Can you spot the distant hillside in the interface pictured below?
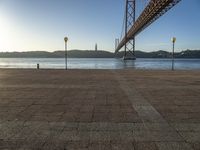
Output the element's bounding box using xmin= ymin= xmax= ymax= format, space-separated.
xmin=116 ymin=50 xmax=200 ymax=58
xmin=0 ymin=50 xmax=114 ymax=58
xmin=0 ymin=50 xmax=200 ymax=58
xmin=67 ymin=50 xmax=113 ymax=58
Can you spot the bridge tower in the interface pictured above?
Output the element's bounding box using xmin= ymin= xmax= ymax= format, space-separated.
xmin=124 ymin=0 xmax=136 ymax=60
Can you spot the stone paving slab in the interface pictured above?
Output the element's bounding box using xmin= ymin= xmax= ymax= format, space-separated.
xmin=0 ymin=69 xmax=200 ymax=149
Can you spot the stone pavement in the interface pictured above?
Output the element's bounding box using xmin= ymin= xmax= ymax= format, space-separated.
xmin=0 ymin=69 xmax=200 ymax=150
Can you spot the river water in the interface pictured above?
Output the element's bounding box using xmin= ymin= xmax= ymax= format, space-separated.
xmin=0 ymin=58 xmax=199 ymax=70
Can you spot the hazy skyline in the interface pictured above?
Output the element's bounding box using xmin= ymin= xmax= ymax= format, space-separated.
xmin=0 ymin=0 xmax=200 ymax=52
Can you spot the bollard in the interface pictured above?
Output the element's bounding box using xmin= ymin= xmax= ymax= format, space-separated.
xmin=37 ymin=64 xmax=40 ymax=69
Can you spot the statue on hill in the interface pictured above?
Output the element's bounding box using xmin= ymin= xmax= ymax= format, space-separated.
xmin=95 ymin=43 xmax=98 ymax=51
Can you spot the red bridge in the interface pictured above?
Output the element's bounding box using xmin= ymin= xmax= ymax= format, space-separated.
xmin=115 ymin=0 xmax=182 ymax=60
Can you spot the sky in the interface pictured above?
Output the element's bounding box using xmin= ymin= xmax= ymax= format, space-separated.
xmin=0 ymin=0 xmax=200 ymax=52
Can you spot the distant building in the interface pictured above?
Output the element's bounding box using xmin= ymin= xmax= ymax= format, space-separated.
xmin=95 ymin=43 xmax=98 ymax=51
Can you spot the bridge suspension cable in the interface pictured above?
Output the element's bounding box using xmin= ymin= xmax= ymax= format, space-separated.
xmin=120 ymin=8 xmax=126 ymax=42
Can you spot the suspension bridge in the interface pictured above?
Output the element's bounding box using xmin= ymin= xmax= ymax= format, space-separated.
xmin=115 ymin=0 xmax=182 ymax=60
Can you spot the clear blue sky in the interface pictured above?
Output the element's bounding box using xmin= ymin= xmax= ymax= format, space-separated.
xmin=0 ymin=0 xmax=199 ymax=52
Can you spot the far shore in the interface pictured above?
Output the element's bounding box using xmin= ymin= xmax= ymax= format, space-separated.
xmin=0 ymin=49 xmax=200 ymax=58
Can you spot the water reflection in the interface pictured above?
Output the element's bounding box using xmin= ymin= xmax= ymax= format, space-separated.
xmin=123 ymin=59 xmax=136 ymax=69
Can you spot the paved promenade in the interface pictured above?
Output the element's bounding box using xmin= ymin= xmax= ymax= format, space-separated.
xmin=0 ymin=69 xmax=200 ymax=150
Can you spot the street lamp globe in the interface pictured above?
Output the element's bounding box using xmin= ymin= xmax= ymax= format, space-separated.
xmin=171 ymin=37 xmax=176 ymax=43
xmin=64 ymin=37 xmax=68 ymax=42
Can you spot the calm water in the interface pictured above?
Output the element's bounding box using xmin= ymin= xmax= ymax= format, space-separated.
xmin=0 ymin=58 xmax=200 ymax=70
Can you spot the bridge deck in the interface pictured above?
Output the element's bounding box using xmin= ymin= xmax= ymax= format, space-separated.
xmin=0 ymin=69 xmax=199 ymax=149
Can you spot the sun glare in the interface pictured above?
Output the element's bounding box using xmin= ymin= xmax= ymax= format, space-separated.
xmin=0 ymin=13 xmax=13 ymax=51
xmin=0 ymin=13 xmax=24 ymax=52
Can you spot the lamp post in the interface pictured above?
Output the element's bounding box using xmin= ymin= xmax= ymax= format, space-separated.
xmin=64 ymin=37 xmax=68 ymax=70
xmin=171 ymin=37 xmax=176 ymax=71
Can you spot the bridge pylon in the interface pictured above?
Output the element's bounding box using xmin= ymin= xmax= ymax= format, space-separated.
xmin=124 ymin=0 xmax=136 ymax=60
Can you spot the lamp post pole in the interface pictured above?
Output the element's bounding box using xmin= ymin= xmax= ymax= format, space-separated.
xmin=64 ymin=37 xmax=68 ymax=70
xmin=171 ymin=37 xmax=176 ymax=71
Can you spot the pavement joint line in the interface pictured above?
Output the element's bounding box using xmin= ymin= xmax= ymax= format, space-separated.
xmin=0 ymin=84 xmax=93 ymax=89
xmin=0 ymin=121 xmax=179 ymax=132
xmin=1 ymin=121 xmax=194 ymax=143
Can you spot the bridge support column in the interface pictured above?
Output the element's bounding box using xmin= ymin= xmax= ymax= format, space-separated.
xmin=124 ymin=0 xmax=136 ymax=60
